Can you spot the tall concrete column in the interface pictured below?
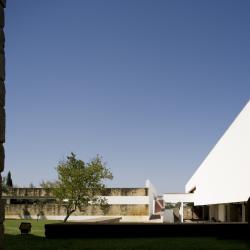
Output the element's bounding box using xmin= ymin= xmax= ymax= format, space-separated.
xmin=209 ymin=205 xmax=218 ymax=221
xmin=0 ymin=1 xmax=5 ymax=250
xmin=218 ymin=204 xmax=226 ymax=222
xmin=242 ymin=203 xmax=246 ymax=223
xmin=226 ymin=205 xmax=231 ymax=222
xmin=209 ymin=205 xmax=215 ymax=221
xmin=247 ymin=197 xmax=250 ymax=224
xmin=179 ymin=202 xmax=184 ymax=223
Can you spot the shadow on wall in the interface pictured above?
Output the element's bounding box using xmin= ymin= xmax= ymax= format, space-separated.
xmin=37 ymin=211 xmax=46 ymax=220
xmin=20 ymin=206 xmax=47 ymax=220
xmin=22 ymin=206 xmax=31 ymax=219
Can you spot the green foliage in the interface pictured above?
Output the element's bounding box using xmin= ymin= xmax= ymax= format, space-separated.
xmin=1 ymin=176 xmax=9 ymax=194
xmin=40 ymin=180 xmax=56 ymax=189
xmin=28 ymin=183 xmax=35 ymax=188
xmin=2 ymin=171 xmax=13 ymax=194
xmin=165 ymin=203 xmax=175 ymax=209
xmin=165 ymin=202 xmax=181 ymax=209
xmin=6 ymin=171 xmax=13 ymax=187
xmin=185 ymin=202 xmax=194 ymax=207
xmin=53 ymin=153 xmax=113 ymax=221
xmin=40 ymin=180 xmax=57 ymax=196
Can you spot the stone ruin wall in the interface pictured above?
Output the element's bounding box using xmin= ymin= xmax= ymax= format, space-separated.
xmin=4 ymin=187 xmax=148 ymax=198
xmin=0 ymin=0 xmax=5 ymax=249
xmin=4 ymin=187 xmax=149 ymax=217
xmin=5 ymin=204 xmax=149 ymax=218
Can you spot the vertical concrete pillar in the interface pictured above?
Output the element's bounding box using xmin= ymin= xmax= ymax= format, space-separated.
xmin=226 ymin=205 xmax=231 ymax=222
xmin=152 ymin=198 xmax=155 ymax=215
xmin=247 ymin=197 xmax=250 ymax=224
xmin=179 ymin=202 xmax=184 ymax=223
xmin=218 ymin=204 xmax=226 ymax=222
xmin=209 ymin=205 xmax=218 ymax=221
xmin=209 ymin=205 xmax=213 ymax=221
xmin=0 ymin=1 xmax=5 ymax=250
xmin=242 ymin=203 xmax=246 ymax=223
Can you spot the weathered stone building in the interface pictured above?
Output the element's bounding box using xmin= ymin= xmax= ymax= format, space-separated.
xmin=3 ymin=186 xmax=204 ymax=223
xmin=3 ymin=187 xmax=152 ymax=222
xmin=0 ymin=0 xmax=5 ymax=249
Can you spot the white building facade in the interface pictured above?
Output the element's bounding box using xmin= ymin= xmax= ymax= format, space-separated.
xmin=185 ymin=101 xmax=250 ymax=222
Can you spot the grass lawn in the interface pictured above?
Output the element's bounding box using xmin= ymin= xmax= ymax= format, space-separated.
xmin=4 ymin=219 xmax=250 ymax=250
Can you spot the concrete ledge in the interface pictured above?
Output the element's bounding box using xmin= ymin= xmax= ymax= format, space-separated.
xmin=45 ymin=223 xmax=249 ymax=239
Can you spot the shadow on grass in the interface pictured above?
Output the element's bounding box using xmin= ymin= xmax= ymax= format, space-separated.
xmin=4 ymin=234 xmax=87 ymax=250
xmin=5 ymin=234 xmax=44 ymax=250
xmin=4 ymin=234 xmax=250 ymax=250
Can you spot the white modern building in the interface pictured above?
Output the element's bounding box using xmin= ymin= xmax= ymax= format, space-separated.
xmin=185 ymin=100 xmax=250 ymax=222
xmin=162 ymin=100 xmax=250 ymax=223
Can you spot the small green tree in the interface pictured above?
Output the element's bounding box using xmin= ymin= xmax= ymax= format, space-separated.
xmin=1 ymin=176 xmax=8 ymax=194
xmin=29 ymin=182 xmax=35 ymax=188
xmin=53 ymin=153 xmax=113 ymax=222
xmin=6 ymin=171 xmax=13 ymax=187
xmin=40 ymin=180 xmax=56 ymax=196
xmin=1 ymin=171 xmax=13 ymax=194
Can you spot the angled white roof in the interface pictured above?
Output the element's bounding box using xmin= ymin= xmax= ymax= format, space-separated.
xmin=186 ymin=101 xmax=250 ymax=205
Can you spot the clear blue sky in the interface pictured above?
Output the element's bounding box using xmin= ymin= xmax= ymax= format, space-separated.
xmin=4 ymin=0 xmax=250 ymax=193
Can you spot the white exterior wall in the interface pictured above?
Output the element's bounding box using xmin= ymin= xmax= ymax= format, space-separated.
xmin=146 ymin=179 xmax=158 ymax=215
xmin=186 ymin=101 xmax=250 ymax=205
xmin=163 ymin=193 xmax=194 ymax=203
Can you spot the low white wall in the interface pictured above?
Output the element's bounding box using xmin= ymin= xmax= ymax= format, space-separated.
xmin=104 ymin=196 xmax=149 ymax=204
xmin=163 ymin=209 xmax=174 ymax=223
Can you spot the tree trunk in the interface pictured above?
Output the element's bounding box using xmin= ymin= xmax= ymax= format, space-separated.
xmin=64 ymin=209 xmax=75 ymax=222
